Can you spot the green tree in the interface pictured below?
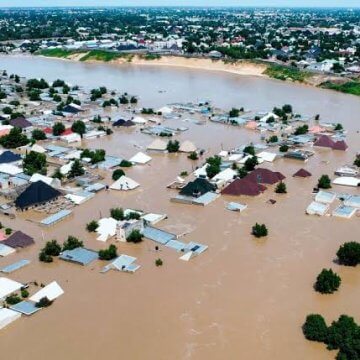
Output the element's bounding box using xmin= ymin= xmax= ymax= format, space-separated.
xmin=275 ymin=182 xmax=287 ymax=194
xmin=71 ymin=120 xmax=86 ymax=137
xmin=31 ymin=129 xmax=46 ymax=140
xmin=294 ymin=125 xmax=309 ymax=135
xmin=86 ymin=220 xmax=98 ymax=232
xmin=52 ymin=122 xmax=65 ymax=136
xmin=243 ymin=145 xmax=255 ymax=156
xmin=155 ymin=258 xmax=163 ymax=266
xmin=314 ymin=269 xmax=341 ymax=294
xmin=110 ymin=207 xmax=124 ymax=221
xmin=120 ymin=160 xmax=132 ymax=167
xmin=279 ymin=144 xmax=289 ymax=152
xmin=62 ymin=236 xmax=83 ymax=251
xmin=98 ymin=244 xmax=117 ymax=260
xmin=229 ymin=108 xmax=240 ymax=118
xmin=43 ymin=239 xmax=61 ymax=256
xmin=317 ymin=175 xmax=332 ymax=189
xmin=112 ymin=169 xmax=125 ymax=181
xmin=188 ymin=151 xmax=198 ymax=160
xmin=67 ymin=159 xmax=85 ymax=179
xmin=23 ymin=151 xmax=47 ymax=176
xmin=35 ymin=297 xmax=53 ymax=308
xmin=337 ymin=242 xmax=360 ymax=266
xmin=167 ymin=140 xmax=180 ymax=153
xmin=127 ymin=229 xmax=143 ymax=243
xmin=244 ymin=156 xmax=258 ymax=171
xmin=252 ymin=223 xmax=268 ymax=238
xmin=0 ymin=127 xmax=29 ymax=148
xmin=303 ymin=314 xmax=328 ymax=342
xmin=354 ymin=156 xmax=360 ymax=168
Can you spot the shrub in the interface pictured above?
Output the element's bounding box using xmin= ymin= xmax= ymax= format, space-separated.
xmin=52 ymin=122 xmax=65 ymax=136
xmin=39 ymin=250 xmax=53 ymax=263
xmin=243 ymin=145 xmax=255 ymax=156
xmin=155 ymin=258 xmax=163 ymax=266
xmin=21 ymin=289 xmax=29 ymax=298
xmin=6 ymin=294 xmax=21 ymax=305
xmin=317 ymin=175 xmax=331 ymax=189
xmin=43 ymin=240 xmax=61 ymax=256
xmin=119 ymin=160 xmax=132 ymax=167
xmin=86 ymin=220 xmax=98 ymax=232
xmin=279 ymin=144 xmax=289 ymax=152
xmin=5 ymin=228 xmax=12 ymax=235
xmin=354 ymin=156 xmax=360 ymax=168
xmin=98 ymin=244 xmax=117 ymax=260
xmin=252 ymin=223 xmax=268 ymax=238
xmin=62 ymin=236 xmax=83 ymax=251
xmin=35 ymin=297 xmax=53 ymax=308
xmin=112 ymin=169 xmax=125 ymax=181
xmin=294 ymin=124 xmax=308 ymax=135
xmin=167 ymin=140 xmax=180 ymax=153
xmin=314 ymin=269 xmax=341 ymax=294
xmin=275 ymin=182 xmax=287 ymax=194
xmin=303 ymin=314 xmax=328 ymax=342
xmin=31 ymin=129 xmax=46 ymax=140
xmin=267 ymin=135 xmax=279 ymax=143
xmin=188 ymin=151 xmax=198 ymax=160
xmin=244 ymin=156 xmax=258 ymax=171
xmin=110 ymin=207 xmax=124 ymax=221
xmin=67 ymin=159 xmax=84 ymax=179
xmin=238 ymin=167 xmax=248 ymax=178
xmin=337 ymin=242 xmax=360 ymax=266
xmin=127 ymin=229 xmax=143 ymax=243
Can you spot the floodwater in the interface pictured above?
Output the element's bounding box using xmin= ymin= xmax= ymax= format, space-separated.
xmin=0 ymin=55 xmax=359 ymax=360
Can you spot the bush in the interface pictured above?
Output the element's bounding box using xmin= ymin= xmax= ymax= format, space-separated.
xmin=39 ymin=250 xmax=53 ymax=263
xmin=32 ymin=129 xmax=46 ymax=140
xmin=110 ymin=207 xmax=124 ymax=221
xmin=243 ymin=145 xmax=255 ymax=156
xmin=62 ymin=236 xmax=83 ymax=251
xmin=155 ymin=258 xmax=163 ymax=266
xmin=238 ymin=167 xmax=248 ymax=178
xmin=21 ymin=289 xmax=29 ymax=298
xmin=279 ymin=144 xmax=289 ymax=152
xmin=294 ymin=125 xmax=308 ymax=135
xmin=6 ymin=294 xmax=21 ymax=305
xmin=317 ymin=175 xmax=331 ymax=189
xmin=43 ymin=240 xmax=61 ymax=256
xmin=303 ymin=314 xmax=328 ymax=342
xmin=252 ymin=223 xmax=268 ymax=238
xmin=167 ymin=140 xmax=180 ymax=153
xmin=267 ymin=135 xmax=279 ymax=143
xmin=275 ymin=182 xmax=287 ymax=194
xmin=98 ymin=244 xmax=117 ymax=260
xmin=52 ymin=122 xmax=65 ymax=136
xmin=314 ymin=269 xmax=341 ymax=294
xmin=67 ymin=159 xmax=84 ymax=179
xmin=86 ymin=220 xmax=98 ymax=232
xmin=337 ymin=242 xmax=360 ymax=266
xmin=71 ymin=120 xmax=86 ymax=137
xmin=188 ymin=151 xmax=198 ymax=160
xmin=119 ymin=160 xmax=132 ymax=167
xmin=112 ymin=169 xmax=125 ymax=181
xmin=244 ymin=156 xmax=258 ymax=171
xmin=0 ymin=127 xmax=29 ymax=149
xmin=23 ymin=151 xmax=47 ymax=176
xmin=5 ymin=228 xmax=12 ymax=235
xmin=354 ymin=156 xmax=360 ymax=168
xmin=127 ymin=229 xmax=143 ymax=243
xmin=35 ymin=297 xmax=53 ymax=308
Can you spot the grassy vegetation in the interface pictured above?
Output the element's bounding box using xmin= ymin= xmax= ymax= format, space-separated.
xmin=38 ymin=48 xmax=84 ymax=58
xmin=139 ymin=53 xmax=162 ymax=60
xmin=320 ymin=80 xmax=360 ymax=96
xmin=264 ymin=64 xmax=311 ymax=83
xmin=79 ymin=50 xmax=133 ymax=62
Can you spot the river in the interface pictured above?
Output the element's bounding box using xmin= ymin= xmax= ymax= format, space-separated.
xmin=0 ymin=55 xmax=359 ymax=360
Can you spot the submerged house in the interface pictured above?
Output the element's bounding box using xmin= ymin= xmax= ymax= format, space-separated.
xmin=222 ymin=178 xmax=267 ymax=196
xmin=3 ymin=231 xmax=34 ymax=249
xmin=179 ymin=178 xmax=216 ymax=198
xmin=245 ymin=168 xmax=285 ymax=185
xmin=293 ymin=168 xmax=312 ymax=178
xmin=15 ymin=180 xmax=62 ymax=210
xmin=313 ymin=135 xmax=335 ymax=149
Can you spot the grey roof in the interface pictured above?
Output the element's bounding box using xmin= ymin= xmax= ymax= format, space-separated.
xmin=10 ymin=301 xmax=41 ymax=316
xmin=59 ymin=247 xmax=98 ymax=266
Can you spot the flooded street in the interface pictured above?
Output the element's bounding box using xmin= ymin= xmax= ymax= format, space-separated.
xmin=0 ymin=55 xmax=359 ymax=360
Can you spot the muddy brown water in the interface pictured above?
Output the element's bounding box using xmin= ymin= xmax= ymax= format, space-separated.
xmin=0 ymin=55 xmax=359 ymax=360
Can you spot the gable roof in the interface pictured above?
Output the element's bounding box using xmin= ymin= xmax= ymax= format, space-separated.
xmin=0 ymin=151 xmax=21 ymax=164
xmin=244 ymin=168 xmax=285 ymax=185
xmin=333 ymin=140 xmax=348 ymax=151
xmin=179 ymin=178 xmax=216 ymax=197
xmin=15 ymin=180 xmax=61 ymax=209
xmin=3 ymin=231 xmax=34 ymax=248
xmin=113 ymin=119 xmax=135 ymax=127
xmin=293 ymin=168 xmax=312 ymax=177
xmin=221 ymin=178 xmax=267 ymax=196
xmin=9 ymin=117 xmax=32 ymax=129
xmin=313 ymin=135 xmax=335 ymax=149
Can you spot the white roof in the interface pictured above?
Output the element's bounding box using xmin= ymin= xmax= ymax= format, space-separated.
xmin=218 ymin=150 xmax=229 ymax=157
xmin=179 ymin=140 xmax=197 ymax=153
xmin=179 ymin=251 xmax=193 ymax=261
xmin=132 ymin=116 xmax=147 ymax=124
xmin=0 ymin=244 xmax=16 ymax=257
xmin=260 ymin=112 xmax=280 ymax=122
xmin=129 ymin=152 xmax=152 ymax=164
xmin=147 ymin=139 xmax=167 ymax=151
xmin=110 ymin=176 xmax=139 ymax=191
xmin=157 ymin=106 xmax=173 ymax=114
xmin=65 ymin=192 xmax=93 ymax=205
xmin=333 ymin=177 xmax=360 ymax=187
xmin=0 ymin=308 xmax=21 ymax=330
xmin=96 ymin=217 xmax=117 ymax=242
xmin=0 ymin=277 xmax=23 ymax=300
xmin=64 ymin=150 xmax=82 ymax=160
xmin=30 ymin=173 xmax=60 ymax=187
xmin=0 ymin=164 xmax=22 ymax=176
xmin=212 ymin=168 xmax=237 ymax=183
xmin=194 ymin=163 xmax=209 ymax=178
xmin=31 ymin=144 xmax=46 ymax=154
xmin=60 ymin=133 xmax=81 ymax=143
xmin=142 ymin=213 xmax=166 ymax=225
xmin=29 ymin=281 xmax=64 ymax=303
xmin=60 ymin=161 xmax=74 ymax=175
xmin=228 ymin=154 xmax=243 ymax=162
xmin=257 ymin=151 xmax=277 ymax=162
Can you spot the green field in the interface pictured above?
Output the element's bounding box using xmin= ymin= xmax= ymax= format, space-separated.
xmin=321 ymin=81 xmax=360 ymax=96
xmin=38 ymin=48 xmax=84 ymax=58
xmin=79 ymin=50 xmax=133 ymax=62
xmin=264 ymin=64 xmax=311 ymax=83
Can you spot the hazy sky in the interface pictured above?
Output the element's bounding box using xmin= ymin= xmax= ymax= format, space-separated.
xmin=0 ymin=0 xmax=359 ymax=8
